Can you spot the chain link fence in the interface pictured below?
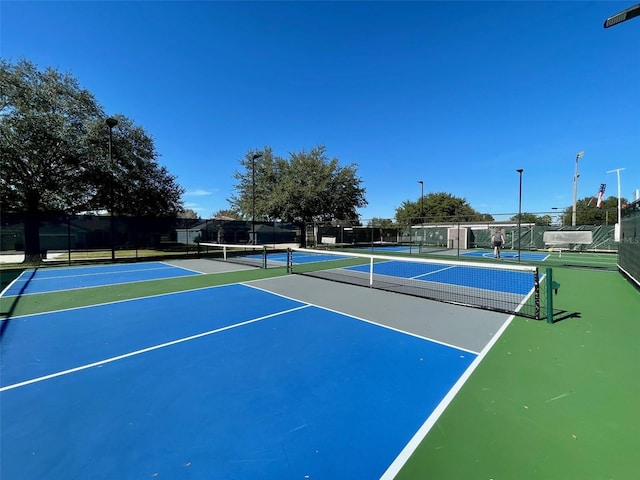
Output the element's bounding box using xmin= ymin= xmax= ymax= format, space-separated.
xmin=305 ymin=214 xmax=618 ymax=253
xmin=0 ymin=211 xmax=628 ymax=270
xmin=0 ymin=213 xmax=301 ymax=263
xmin=619 ymin=200 xmax=640 ymax=286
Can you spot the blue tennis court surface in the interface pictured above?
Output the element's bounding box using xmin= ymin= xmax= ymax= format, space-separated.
xmin=346 ymin=261 xmax=535 ymax=295
xmin=1 ymin=281 xmax=477 ymax=479
xmin=1 ymin=262 xmax=199 ymax=296
xmin=271 ymin=251 xmax=351 ymax=264
xmin=366 ymin=245 xmax=414 ymax=253
xmin=461 ymin=250 xmax=549 ymax=261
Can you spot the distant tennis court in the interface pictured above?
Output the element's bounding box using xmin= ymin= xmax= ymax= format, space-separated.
xmin=2 ymin=261 xmax=200 ymax=296
xmin=460 ymin=250 xmax=549 ymax=261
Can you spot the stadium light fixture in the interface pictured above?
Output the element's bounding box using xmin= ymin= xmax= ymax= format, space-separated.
xmin=251 ymin=153 xmax=263 ymax=244
xmin=516 ymin=169 xmax=524 ymax=263
xmin=551 ymin=207 xmax=563 ymax=226
xmin=571 ymin=151 xmax=584 ymax=227
xmin=106 ymin=117 xmax=118 ymax=261
xmin=604 ymin=3 xmax=640 ymax=28
xmin=606 ymin=168 xmax=625 ymax=241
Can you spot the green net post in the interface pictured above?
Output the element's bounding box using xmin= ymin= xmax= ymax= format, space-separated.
xmin=545 ymin=267 xmax=560 ymax=324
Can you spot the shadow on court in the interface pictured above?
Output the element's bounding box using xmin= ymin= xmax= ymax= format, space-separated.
xmin=550 ymin=309 xmax=582 ymax=323
xmin=0 ymin=268 xmax=38 ymax=338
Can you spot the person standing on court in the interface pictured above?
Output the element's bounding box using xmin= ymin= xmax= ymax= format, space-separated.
xmin=493 ymin=228 xmax=505 ymax=258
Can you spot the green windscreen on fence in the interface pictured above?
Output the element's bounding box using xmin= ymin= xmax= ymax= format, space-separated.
xmin=618 ymin=200 xmax=640 ymax=287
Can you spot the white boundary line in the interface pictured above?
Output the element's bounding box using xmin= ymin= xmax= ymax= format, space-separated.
xmin=0 ymin=304 xmax=310 ymax=392
xmin=160 ymin=260 xmax=208 ymax=275
xmin=618 ymin=263 xmax=640 ymax=288
xmin=379 ymin=311 xmax=516 ymax=479
xmin=0 ymin=281 xmax=258 ymax=321
xmin=291 ymin=247 xmax=538 ymax=272
xmin=379 ymin=287 xmax=536 ymax=479
xmin=411 ymin=265 xmax=456 ymax=279
xmin=243 ymin=281 xmax=479 ymax=356
xmin=1 ymin=264 xmax=201 ymax=299
xmin=0 ymin=269 xmax=31 ymax=297
xmin=10 ymin=263 xmax=177 ymax=282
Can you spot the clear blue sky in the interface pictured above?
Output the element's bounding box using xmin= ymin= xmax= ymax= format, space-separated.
xmin=2 ymin=1 xmax=638 ymax=220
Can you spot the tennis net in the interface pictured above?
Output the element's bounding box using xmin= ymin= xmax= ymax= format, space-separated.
xmin=287 ymin=247 xmax=546 ymax=319
xmin=198 ymin=243 xmax=268 ymax=268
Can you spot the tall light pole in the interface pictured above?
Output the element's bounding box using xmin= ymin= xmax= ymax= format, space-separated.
xmin=106 ymin=117 xmax=118 ymax=261
xmin=516 ymin=169 xmax=524 ymax=263
xmin=572 ymin=151 xmax=584 ymax=227
xmin=418 ymin=180 xmax=424 ymax=220
xmin=606 ymin=167 xmax=625 ymax=241
xmin=251 ymin=153 xmax=263 ymax=244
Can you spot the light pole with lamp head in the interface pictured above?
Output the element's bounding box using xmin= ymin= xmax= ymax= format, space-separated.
xmin=606 ymin=167 xmax=625 ymax=241
xmin=418 ymin=180 xmax=424 ymax=220
xmin=572 ymin=151 xmax=584 ymax=227
xmin=516 ymin=169 xmax=524 ymax=262
xmin=106 ymin=117 xmax=118 ymax=260
xmin=251 ymin=153 xmax=263 ymax=244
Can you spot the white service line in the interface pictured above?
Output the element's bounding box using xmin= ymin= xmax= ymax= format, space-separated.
xmin=0 ymin=304 xmax=310 ymax=393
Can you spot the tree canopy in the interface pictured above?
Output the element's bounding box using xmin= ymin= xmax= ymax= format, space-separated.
xmin=560 ymin=196 xmax=628 ymax=226
xmin=509 ymin=213 xmax=553 ymax=225
xmin=229 ymin=145 xmax=367 ymax=225
xmin=0 ymin=59 xmax=185 ymax=260
xmin=395 ymin=192 xmax=494 ymax=225
xmin=213 ymin=209 xmax=242 ymax=220
xmin=367 ymin=217 xmax=395 ymax=228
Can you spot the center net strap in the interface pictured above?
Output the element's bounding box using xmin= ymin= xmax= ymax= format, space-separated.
xmin=287 ymin=247 xmax=543 ymax=319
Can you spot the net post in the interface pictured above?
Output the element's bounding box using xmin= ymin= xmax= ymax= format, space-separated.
xmin=223 ymin=245 xmax=228 ymax=261
xmin=534 ymin=267 xmax=541 ymax=319
xmin=545 ymin=267 xmax=555 ymax=324
xmin=286 ymin=248 xmax=292 ymax=274
xmin=262 ymin=245 xmax=267 ymax=269
xmin=369 ymin=256 xmax=374 ymax=286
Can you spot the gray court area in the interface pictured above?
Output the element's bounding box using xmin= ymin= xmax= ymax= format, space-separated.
xmin=249 ymin=274 xmax=511 ymax=353
xmin=164 ymin=258 xmax=258 ymax=274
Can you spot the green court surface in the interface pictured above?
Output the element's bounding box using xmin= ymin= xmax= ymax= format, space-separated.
xmin=395 ymin=266 xmax=640 ymax=479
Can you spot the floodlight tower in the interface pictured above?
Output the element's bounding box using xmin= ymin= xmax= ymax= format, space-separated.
xmin=516 ymin=169 xmax=524 ymax=263
xmin=418 ymin=180 xmax=424 ymax=219
xmin=572 ymin=151 xmax=584 ymax=227
xmin=606 ymin=168 xmax=625 ymax=241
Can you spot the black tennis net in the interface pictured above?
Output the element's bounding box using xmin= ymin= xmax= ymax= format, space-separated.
xmin=287 ymin=247 xmax=546 ymax=319
xmin=198 ymin=243 xmax=268 ymax=268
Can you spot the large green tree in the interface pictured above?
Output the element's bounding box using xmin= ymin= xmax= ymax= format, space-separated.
xmin=560 ymin=196 xmax=628 ymax=226
xmin=509 ymin=213 xmax=553 ymax=225
xmin=229 ymin=145 xmax=367 ymax=245
xmin=367 ymin=217 xmax=395 ymax=228
xmin=213 ymin=209 xmax=242 ymax=220
xmin=0 ymin=59 xmax=184 ymax=261
xmin=395 ymin=192 xmax=494 ymax=225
